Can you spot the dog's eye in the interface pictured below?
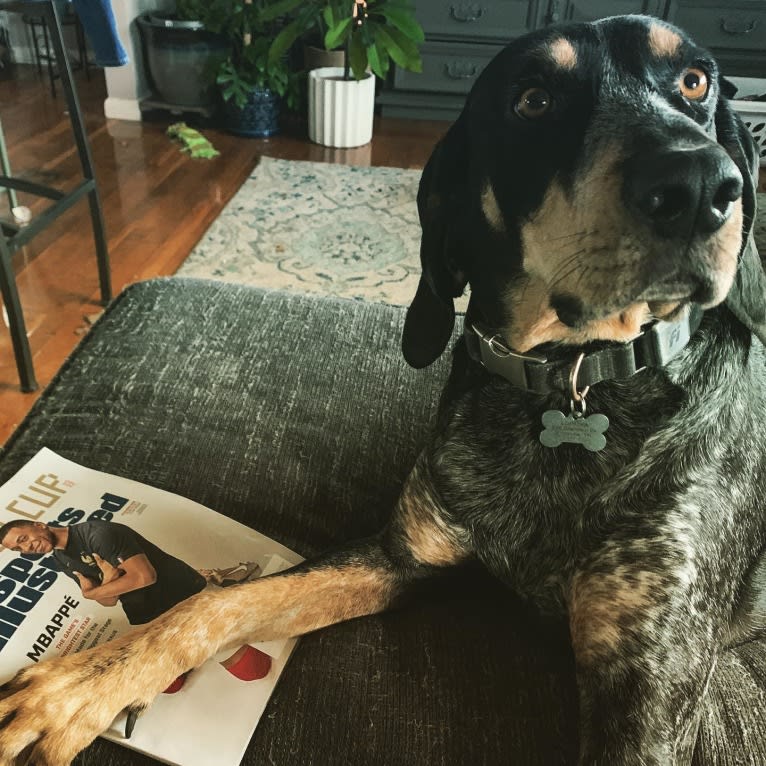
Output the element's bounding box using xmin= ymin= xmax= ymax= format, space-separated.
xmin=679 ymin=67 xmax=708 ymax=101
xmin=515 ymin=88 xmax=552 ymax=119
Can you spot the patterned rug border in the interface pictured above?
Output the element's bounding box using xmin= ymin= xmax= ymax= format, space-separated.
xmin=176 ymin=156 xmax=426 ymax=307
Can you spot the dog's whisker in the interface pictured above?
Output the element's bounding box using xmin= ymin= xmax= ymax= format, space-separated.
xmin=548 ymin=249 xmax=589 ymax=286
xmin=538 ymin=229 xmax=597 ymax=243
xmin=550 ymin=262 xmax=585 ymax=293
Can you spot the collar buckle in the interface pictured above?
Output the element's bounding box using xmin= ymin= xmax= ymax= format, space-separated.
xmin=471 ymin=322 xmax=547 ymax=389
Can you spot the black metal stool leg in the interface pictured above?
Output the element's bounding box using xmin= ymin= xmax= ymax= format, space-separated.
xmin=0 ymin=119 xmax=19 ymax=211
xmin=0 ymin=240 xmax=38 ymax=392
xmin=74 ymin=13 xmax=90 ymax=81
xmin=41 ymin=17 xmax=55 ymax=98
xmin=43 ymin=0 xmax=111 ymax=304
xmin=87 ymin=190 xmax=111 ymax=303
xmin=29 ymin=17 xmax=42 ymax=75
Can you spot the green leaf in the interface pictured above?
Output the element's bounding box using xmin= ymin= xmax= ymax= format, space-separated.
xmin=220 ymin=82 xmax=238 ymax=104
xmin=387 ymin=25 xmax=422 ymax=59
xmin=377 ymin=5 xmax=424 ymax=43
xmin=348 ymin=33 xmax=368 ymax=80
xmin=366 ymin=42 xmax=385 ymax=79
xmin=322 ymin=5 xmax=336 ymax=31
xmin=268 ymin=19 xmax=304 ymax=63
xmin=376 ymin=25 xmax=422 ymax=72
xmin=324 ymin=16 xmax=352 ymax=50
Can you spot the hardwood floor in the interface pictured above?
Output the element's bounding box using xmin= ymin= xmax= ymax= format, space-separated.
xmin=0 ymin=65 xmax=449 ymax=445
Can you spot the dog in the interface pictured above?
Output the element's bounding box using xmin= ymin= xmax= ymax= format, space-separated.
xmin=1 ymin=13 xmax=764 ymax=766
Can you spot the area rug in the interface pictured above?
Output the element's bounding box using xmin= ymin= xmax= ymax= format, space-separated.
xmin=175 ymin=155 xmax=766 ymax=308
xmin=175 ymin=156 xmax=424 ymax=306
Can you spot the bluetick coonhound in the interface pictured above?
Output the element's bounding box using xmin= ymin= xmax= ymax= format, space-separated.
xmin=1 ymin=13 xmax=764 ymax=766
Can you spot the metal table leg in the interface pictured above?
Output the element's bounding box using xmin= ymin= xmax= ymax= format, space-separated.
xmin=0 ymin=120 xmax=18 ymax=211
xmin=0 ymin=236 xmax=37 ymax=392
xmin=42 ymin=0 xmax=111 ymax=304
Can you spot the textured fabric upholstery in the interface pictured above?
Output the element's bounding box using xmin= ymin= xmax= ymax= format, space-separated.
xmin=0 ymin=278 xmax=763 ymax=765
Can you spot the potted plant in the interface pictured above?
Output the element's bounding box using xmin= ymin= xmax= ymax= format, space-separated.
xmin=268 ymin=0 xmax=424 ymax=148
xmin=136 ymin=3 xmax=229 ymax=113
xmin=177 ymin=0 xmax=301 ymax=137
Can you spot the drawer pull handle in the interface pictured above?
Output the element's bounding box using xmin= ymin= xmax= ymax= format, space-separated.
xmin=450 ymin=4 xmax=485 ymax=22
xmin=720 ymin=17 xmax=758 ymax=35
xmin=445 ymin=62 xmax=479 ymax=79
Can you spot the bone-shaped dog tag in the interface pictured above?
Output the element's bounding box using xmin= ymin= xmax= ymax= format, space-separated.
xmin=539 ymin=410 xmax=609 ymax=452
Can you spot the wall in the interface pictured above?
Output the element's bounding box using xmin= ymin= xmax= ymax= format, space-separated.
xmin=102 ymin=0 xmax=172 ymax=121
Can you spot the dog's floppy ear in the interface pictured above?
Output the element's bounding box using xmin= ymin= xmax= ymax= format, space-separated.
xmin=719 ymin=75 xmax=738 ymax=100
xmin=402 ymin=115 xmax=470 ymax=368
xmin=716 ymin=85 xmax=766 ymax=345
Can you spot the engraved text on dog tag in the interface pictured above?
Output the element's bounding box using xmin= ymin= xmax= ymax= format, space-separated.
xmin=539 ymin=410 xmax=609 ymax=452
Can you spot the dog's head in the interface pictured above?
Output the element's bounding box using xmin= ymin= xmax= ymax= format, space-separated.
xmin=402 ymin=15 xmax=762 ymax=368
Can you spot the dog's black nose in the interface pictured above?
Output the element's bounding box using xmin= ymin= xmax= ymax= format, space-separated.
xmin=550 ymin=293 xmax=585 ymax=327
xmin=624 ymin=148 xmax=742 ymax=240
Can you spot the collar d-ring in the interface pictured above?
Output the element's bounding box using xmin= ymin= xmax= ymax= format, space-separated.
xmin=569 ymin=352 xmax=589 ymax=403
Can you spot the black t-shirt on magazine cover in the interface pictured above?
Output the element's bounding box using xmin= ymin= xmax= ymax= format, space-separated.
xmin=53 ymin=521 xmax=206 ymax=624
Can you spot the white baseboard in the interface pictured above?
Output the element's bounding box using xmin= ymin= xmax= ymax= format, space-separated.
xmin=104 ymin=96 xmax=142 ymax=122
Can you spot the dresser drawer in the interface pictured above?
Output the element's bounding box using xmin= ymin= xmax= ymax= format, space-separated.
xmin=558 ymin=0 xmax=664 ymax=24
xmin=415 ymin=0 xmax=538 ymax=42
xmin=394 ymin=41 xmax=504 ymax=95
xmin=668 ymin=2 xmax=766 ymax=52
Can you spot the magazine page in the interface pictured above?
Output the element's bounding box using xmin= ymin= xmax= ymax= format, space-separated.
xmin=0 ymin=448 xmax=303 ymax=766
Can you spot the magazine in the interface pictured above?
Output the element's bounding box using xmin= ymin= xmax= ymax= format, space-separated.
xmin=0 ymin=448 xmax=303 ymax=766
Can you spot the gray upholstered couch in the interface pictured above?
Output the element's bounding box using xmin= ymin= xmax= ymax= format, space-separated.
xmin=0 ymin=278 xmax=763 ymax=765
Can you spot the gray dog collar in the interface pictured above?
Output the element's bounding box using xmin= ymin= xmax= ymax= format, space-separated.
xmin=465 ymin=305 xmax=704 ymax=395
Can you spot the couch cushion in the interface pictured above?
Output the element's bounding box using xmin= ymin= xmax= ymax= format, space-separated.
xmin=0 ymin=278 xmax=762 ymax=765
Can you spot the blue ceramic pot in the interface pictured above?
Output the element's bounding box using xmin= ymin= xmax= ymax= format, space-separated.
xmin=222 ymin=87 xmax=281 ymax=137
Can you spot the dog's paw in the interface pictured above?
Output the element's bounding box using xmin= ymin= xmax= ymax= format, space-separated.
xmin=0 ymin=629 xmax=186 ymax=766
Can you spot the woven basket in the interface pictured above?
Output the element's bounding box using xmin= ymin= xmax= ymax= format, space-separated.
xmin=732 ymin=99 xmax=766 ymax=168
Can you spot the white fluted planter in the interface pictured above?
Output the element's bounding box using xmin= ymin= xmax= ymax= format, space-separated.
xmin=308 ymin=67 xmax=375 ymax=148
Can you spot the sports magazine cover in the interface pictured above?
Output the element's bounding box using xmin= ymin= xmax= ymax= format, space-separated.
xmin=0 ymin=448 xmax=303 ymax=766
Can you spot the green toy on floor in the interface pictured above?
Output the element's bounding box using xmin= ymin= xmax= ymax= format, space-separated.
xmin=167 ymin=122 xmax=220 ymax=159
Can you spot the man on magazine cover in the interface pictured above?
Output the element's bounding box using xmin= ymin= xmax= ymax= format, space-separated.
xmin=1 ymin=519 xmax=273 ymax=689
xmin=0 ymin=519 xmax=206 ymax=624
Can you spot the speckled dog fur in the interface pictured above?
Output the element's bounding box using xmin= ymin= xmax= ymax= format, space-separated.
xmin=1 ymin=14 xmax=765 ymax=766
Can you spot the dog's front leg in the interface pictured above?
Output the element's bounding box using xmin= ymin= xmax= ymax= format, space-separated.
xmin=0 ymin=540 xmax=423 ymax=766
xmin=0 ymin=464 xmax=467 ymax=766
xmin=569 ymin=551 xmax=720 ymax=766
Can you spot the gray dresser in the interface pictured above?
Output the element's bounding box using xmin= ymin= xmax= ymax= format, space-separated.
xmin=378 ymin=0 xmax=766 ymax=120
